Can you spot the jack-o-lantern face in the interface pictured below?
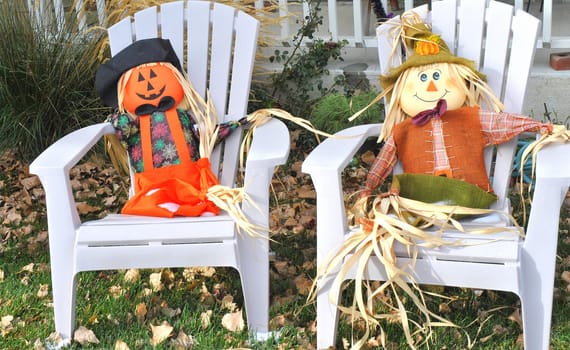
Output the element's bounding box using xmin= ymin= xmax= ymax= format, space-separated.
xmin=122 ymin=63 xmax=184 ymax=115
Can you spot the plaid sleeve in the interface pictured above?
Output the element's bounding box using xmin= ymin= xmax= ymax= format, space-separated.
xmin=364 ymin=135 xmax=397 ymax=196
xmin=480 ymin=109 xmax=553 ymax=145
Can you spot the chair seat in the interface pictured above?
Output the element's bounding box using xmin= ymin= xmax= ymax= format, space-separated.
xmin=346 ymin=217 xmax=521 ymax=265
xmin=77 ymin=212 xmax=236 ymax=247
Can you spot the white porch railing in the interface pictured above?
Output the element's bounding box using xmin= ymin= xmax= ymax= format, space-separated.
xmin=30 ymin=0 xmax=570 ymax=49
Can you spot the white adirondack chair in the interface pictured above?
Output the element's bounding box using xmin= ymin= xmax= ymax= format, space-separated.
xmin=29 ymin=0 xmax=289 ymax=342
xmin=302 ymin=0 xmax=570 ymax=349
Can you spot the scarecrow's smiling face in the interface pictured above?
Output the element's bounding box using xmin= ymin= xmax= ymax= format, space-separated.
xmin=400 ymin=64 xmax=467 ymax=117
xmin=122 ymin=63 xmax=184 ymax=115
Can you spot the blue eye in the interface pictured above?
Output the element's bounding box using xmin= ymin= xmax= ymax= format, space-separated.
xmin=433 ymin=72 xmax=440 ymax=80
xmin=420 ymin=73 xmax=428 ymax=82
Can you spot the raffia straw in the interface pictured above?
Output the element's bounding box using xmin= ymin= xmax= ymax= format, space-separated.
xmin=309 ymin=191 xmax=521 ymax=349
xmin=517 ymin=124 xmax=570 ymax=223
xmin=241 ymin=108 xmax=341 ymax=169
xmin=206 ymin=184 xmax=268 ymax=239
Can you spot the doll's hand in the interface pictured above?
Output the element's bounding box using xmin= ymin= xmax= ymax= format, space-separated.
xmin=544 ymin=123 xmax=554 ymax=134
xmin=359 ymin=187 xmax=372 ymax=200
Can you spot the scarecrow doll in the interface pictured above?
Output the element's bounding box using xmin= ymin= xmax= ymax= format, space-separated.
xmin=95 ymin=38 xmax=250 ymax=219
xmin=95 ymin=38 xmax=326 ymax=233
xmin=358 ymin=16 xmax=552 ymax=205
xmin=310 ymin=12 xmax=568 ymax=349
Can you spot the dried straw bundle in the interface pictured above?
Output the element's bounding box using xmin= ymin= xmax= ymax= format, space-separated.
xmin=310 ymin=192 xmax=522 ymax=349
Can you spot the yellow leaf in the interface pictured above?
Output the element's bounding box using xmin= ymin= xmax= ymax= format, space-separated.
xmin=74 ymin=326 xmax=99 ymax=345
xmin=221 ymin=310 xmax=244 ymax=332
xmin=150 ymin=322 xmax=173 ymax=346
xmin=0 ymin=269 xmax=4 ymax=282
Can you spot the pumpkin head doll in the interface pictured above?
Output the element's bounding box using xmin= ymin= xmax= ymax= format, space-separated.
xmin=95 ymin=38 xmax=246 ymax=218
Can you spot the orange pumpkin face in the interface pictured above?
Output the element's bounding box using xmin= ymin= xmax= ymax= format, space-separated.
xmin=122 ymin=63 xmax=184 ymax=115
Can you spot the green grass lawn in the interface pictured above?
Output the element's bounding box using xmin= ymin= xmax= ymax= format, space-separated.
xmin=1 ymin=148 xmax=570 ymax=349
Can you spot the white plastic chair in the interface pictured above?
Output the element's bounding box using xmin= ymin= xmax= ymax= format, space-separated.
xmin=30 ymin=0 xmax=289 ymax=342
xmin=302 ymin=0 xmax=570 ymax=349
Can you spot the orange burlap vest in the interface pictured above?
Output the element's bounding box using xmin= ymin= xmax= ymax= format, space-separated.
xmin=392 ymin=106 xmax=493 ymax=192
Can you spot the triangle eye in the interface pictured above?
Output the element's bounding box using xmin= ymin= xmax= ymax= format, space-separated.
xmin=149 ymin=69 xmax=157 ymax=78
xmin=137 ymin=72 xmax=145 ymax=82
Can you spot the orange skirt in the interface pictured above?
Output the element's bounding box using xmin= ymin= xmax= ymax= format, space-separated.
xmin=121 ymin=158 xmax=220 ymax=217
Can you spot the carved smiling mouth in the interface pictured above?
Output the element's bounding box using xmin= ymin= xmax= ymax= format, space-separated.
xmin=414 ymin=90 xmax=449 ymax=103
xmin=136 ymin=86 xmax=166 ymax=100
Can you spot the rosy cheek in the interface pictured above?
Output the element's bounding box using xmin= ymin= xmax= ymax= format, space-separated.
xmin=402 ymin=81 xmax=417 ymax=96
xmin=445 ymin=77 xmax=463 ymax=91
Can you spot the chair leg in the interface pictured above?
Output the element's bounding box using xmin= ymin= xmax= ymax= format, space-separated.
xmin=50 ymin=261 xmax=78 ymax=341
xmin=520 ymin=252 xmax=555 ymax=350
xmin=238 ymin=235 xmax=269 ymax=338
xmin=317 ymin=275 xmax=341 ymax=349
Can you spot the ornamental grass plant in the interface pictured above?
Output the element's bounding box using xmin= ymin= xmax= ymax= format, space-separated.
xmin=0 ymin=1 xmax=109 ymax=162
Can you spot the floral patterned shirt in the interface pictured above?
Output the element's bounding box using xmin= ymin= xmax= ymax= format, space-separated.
xmin=107 ymin=109 xmax=242 ymax=172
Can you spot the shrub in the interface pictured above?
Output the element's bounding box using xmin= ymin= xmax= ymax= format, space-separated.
xmin=310 ymin=91 xmax=384 ymax=134
xmin=0 ymin=2 xmax=109 ymax=161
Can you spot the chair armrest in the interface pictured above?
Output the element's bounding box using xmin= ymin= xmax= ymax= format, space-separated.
xmin=242 ymin=118 xmax=290 ymax=230
xmin=30 ymin=122 xmax=116 ymax=175
xmin=245 ymin=118 xmax=290 ymax=169
xmin=301 ymin=124 xmax=381 ymax=263
xmin=301 ymin=123 xmax=381 ymax=176
xmin=30 ymin=122 xmax=116 ymax=230
xmin=525 ymin=142 xmax=570 ymax=249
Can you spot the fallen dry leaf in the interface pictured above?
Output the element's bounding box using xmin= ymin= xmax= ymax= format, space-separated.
xmin=200 ymin=310 xmax=212 ymax=330
xmin=150 ymin=321 xmax=173 ymax=346
xmin=114 ymin=339 xmax=130 ymax=350
xmin=294 ymin=274 xmax=312 ymax=295
xmin=76 ymin=202 xmax=100 ymax=215
xmin=171 ymin=329 xmax=196 ymax=349
xmin=508 ymin=308 xmax=523 ymax=330
xmin=124 ymin=269 xmax=140 ymax=283
xmin=561 ymin=270 xmax=570 ymax=284
xmin=221 ymin=310 xmax=244 ymax=332
xmin=0 ymin=269 xmax=4 ymax=282
xmin=1 ymin=315 xmax=13 ymax=329
xmin=149 ymin=272 xmax=163 ymax=291
xmin=20 ymin=263 xmax=34 ymax=273
xmin=135 ymin=303 xmax=147 ymax=322
xmin=74 ymin=326 xmax=100 ymax=345
xmin=221 ymin=295 xmax=237 ymax=311
xmin=36 ymin=284 xmax=49 ymax=298
xmin=108 ymin=285 xmax=123 ymax=298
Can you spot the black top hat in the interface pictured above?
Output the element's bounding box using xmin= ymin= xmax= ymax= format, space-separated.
xmin=95 ymin=38 xmax=182 ymax=108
